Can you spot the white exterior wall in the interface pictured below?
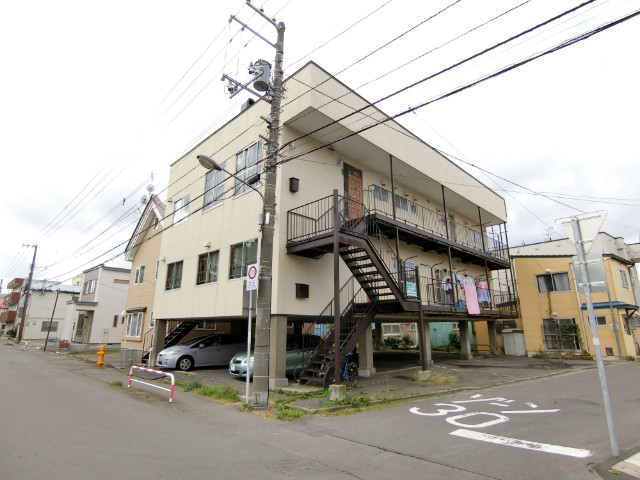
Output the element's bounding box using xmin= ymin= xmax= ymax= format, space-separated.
xmin=90 ymin=268 xmax=129 ymax=344
xmin=21 ymin=289 xmax=77 ymax=341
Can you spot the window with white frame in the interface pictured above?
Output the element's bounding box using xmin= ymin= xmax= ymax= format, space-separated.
xmin=620 ymin=270 xmax=629 ymax=288
xmin=234 ymin=141 xmax=262 ymax=196
xmin=382 ymin=324 xmax=401 ymax=336
xmin=41 ymin=321 xmax=59 ymax=332
xmin=197 ymin=251 xmax=219 ymax=285
xmin=134 ymin=265 xmax=145 ymax=285
xmin=410 ymin=323 xmax=417 ymax=331
xmin=126 ymin=312 xmax=143 ymax=337
xmin=196 ymin=320 xmax=217 ymax=330
xmin=372 ymin=185 xmax=389 ymax=204
xmin=229 ymin=239 xmax=258 ymax=279
xmin=172 ymin=194 xmax=190 ymax=225
xmin=536 ymin=272 xmax=570 ymax=293
xmin=83 ymin=279 xmax=96 ymax=295
xmin=165 ymin=260 xmax=183 ymax=290
xmin=149 ymin=311 xmax=155 ymax=328
xmin=203 ymin=162 xmax=226 ymax=211
xmin=451 ymin=322 xmax=460 ymax=330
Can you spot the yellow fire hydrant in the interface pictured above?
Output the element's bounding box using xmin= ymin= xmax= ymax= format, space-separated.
xmin=96 ymin=343 xmax=105 ymax=368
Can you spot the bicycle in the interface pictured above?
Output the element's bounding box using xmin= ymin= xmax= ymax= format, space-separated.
xmin=322 ymin=351 xmax=358 ymax=389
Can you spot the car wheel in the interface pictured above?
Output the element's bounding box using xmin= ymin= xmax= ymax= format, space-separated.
xmin=177 ymin=356 xmax=194 ymax=371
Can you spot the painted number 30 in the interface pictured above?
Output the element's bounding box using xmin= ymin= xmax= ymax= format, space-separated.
xmin=410 ymin=404 xmax=510 ymax=429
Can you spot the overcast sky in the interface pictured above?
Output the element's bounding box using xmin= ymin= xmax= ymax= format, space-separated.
xmin=1 ymin=0 xmax=639 ymax=291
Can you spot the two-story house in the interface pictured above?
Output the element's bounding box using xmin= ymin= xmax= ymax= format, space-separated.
xmin=509 ymin=232 xmax=639 ymax=357
xmin=0 ymin=278 xmax=80 ymax=345
xmin=151 ymin=61 xmax=518 ymax=388
xmin=60 ymin=264 xmax=130 ymax=347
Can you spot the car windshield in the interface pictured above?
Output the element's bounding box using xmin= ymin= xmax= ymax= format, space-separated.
xmin=180 ymin=336 xmax=212 ymax=347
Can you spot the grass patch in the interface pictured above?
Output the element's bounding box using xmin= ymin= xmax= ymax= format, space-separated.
xmin=276 ymin=407 xmax=305 ymax=421
xmin=177 ymin=381 xmax=239 ymax=402
xmin=427 ymin=373 xmax=456 ymax=386
xmin=110 ymin=381 xmax=123 ymax=388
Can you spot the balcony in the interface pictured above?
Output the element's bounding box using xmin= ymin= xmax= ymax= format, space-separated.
xmin=287 ymin=192 xmax=518 ymax=320
xmin=6 ymin=292 xmax=20 ymax=306
xmin=0 ymin=311 xmax=17 ymax=323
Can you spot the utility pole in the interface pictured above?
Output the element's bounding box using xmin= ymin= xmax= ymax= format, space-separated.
xmin=225 ymin=1 xmax=285 ymax=409
xmin=16 ymin=244 xmax=37 ymax=343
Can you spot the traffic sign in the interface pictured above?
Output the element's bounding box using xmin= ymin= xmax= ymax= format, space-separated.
xmin=246 ymin=263 xmax=258 ymax=291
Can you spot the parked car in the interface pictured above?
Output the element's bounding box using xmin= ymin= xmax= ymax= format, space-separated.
xmin=157 ymin=334 xmax=246 ymax=371
xmin=229 ymin=334 xmax=321 ymax=378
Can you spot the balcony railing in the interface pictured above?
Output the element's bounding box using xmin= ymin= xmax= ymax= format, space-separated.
xmin=366 ymin=185 xmax=509 ymax=262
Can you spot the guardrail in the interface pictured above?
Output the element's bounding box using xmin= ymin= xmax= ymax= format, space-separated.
xmin=127 ymin=366 xmax=175 ymax=402
xmin=17 ymin=340 xmax=28 ymax=351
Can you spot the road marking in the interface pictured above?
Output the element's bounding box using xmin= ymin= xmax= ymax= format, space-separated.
xmin=450 ymin=428 xmax=592 ymax=458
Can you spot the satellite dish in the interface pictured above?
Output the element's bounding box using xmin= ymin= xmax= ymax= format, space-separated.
xmin=141 ymin=195 xmax=148 ymax=205
xmin=147 ymin=184 xmax=154 ymax=193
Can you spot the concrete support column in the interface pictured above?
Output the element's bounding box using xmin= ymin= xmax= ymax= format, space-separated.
xmin=150 ymin=319 xmax=167 ymax=368
xmin=269 ymin=315 xmax=288 ymax=389
xmin=459 ymin=321 xmax=473 ymax=360
xmin=358 ymin=324 xmax=375 ymax=377
xmin=487 ymin=321 xmax=499 ymax=355
xmin=423 ymin=321 xmax=433 ymax=367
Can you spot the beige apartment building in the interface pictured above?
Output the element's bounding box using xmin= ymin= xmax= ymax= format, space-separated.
xmin=151 ymin=62 xmax=518 ymax=387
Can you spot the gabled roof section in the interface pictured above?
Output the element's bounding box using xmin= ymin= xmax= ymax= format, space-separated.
xmin=125 ymin=194 xmax=166 ymax=261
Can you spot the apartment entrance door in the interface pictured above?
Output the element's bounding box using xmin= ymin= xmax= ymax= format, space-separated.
xmin=344 ymin=164 xmax=363 ymax=219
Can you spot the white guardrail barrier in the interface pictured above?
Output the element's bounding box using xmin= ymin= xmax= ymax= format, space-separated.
xmin=127 ymin=366 xmax=175 ymax=402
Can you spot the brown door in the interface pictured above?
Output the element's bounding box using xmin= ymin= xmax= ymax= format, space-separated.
xmin=344 ymin=165 xmax=363 ymax=219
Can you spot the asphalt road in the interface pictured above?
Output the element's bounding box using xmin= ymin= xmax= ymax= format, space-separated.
xmin=2 ymin=343 xmax=638 ymax=479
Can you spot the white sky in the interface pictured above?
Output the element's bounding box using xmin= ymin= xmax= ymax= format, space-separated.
xmin=1 ymin=0 xmax=639 ymax=291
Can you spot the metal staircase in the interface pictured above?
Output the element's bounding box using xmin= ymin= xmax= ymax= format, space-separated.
xmin=141 ymin=320 xmax=196 ymax=363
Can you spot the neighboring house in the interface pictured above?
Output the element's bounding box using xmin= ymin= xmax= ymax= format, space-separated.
xmin=0 ymin=278 xmax=22 ymax=334
xmin=60 ymin=264 xmax=130 ymax=347
xmin=121 ymin=194 xmax=165 ymax=359
xmin=503 ymin=233 xmax=639 ymax=357
xmin=152 ymin=61 xmax=518 ymax=388
xmin=0 ymin=278 xmax=79 ymax=343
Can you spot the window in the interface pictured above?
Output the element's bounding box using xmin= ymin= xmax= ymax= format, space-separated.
xmin=620 ymin=270 xmax=629 ymax=288
xmin=172 ymin=195 xmax=190 ymax=224
xmin=41 ymin=321 xmax=59 ymax=332
xmin=410 ymin=323 xmax=417 ymax=331
xmin=542 ymin=318 xmax=580 ymax=351
xmin=126 ymin=312 xmax=143 ymax=337
xmin=229 ymin=239 xmax=258 ymax=279
xmin=197 ymin=251 xmax=219 ymax=285
xmin=372 ymin=185 xmax=389 ymax=204
xmin=113 ymin=315 xmax=119 ymax=328
xmin=83 ymin=279 xmax=96 ymax=295
xmin=394 ymin=194 xmax=409 ymax=211
xmin=134 ymin=265 xmax=145 ymax=285
xmin=382 ymin=324 xmax=401 ymax=336
xmin=469 ymin=229 xmax=483 ymax=250
xmin=165 ymin=261 xmax=184 ymax=290
xmin=149 ymin=312 xmax=155 ymax=329
xmin=203 ymin=162 xmax=226 ymax=211
xmin=536 ymin=272 xmax=570 ymax=293
xmin=596 ymin=316 xmax=607 ymax=326
xmin=153 ymin=217 xmax=159 ymax=230
xmin=451 ymin=322 xmax=460 ymax=331
xmin=196 ymin=320 xmax=217 ymax=330
xmin=234 ymin=141 xmax=262 ymax=196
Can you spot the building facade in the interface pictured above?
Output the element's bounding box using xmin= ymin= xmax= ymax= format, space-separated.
xmin=509 ymin=233 xmax=639 ymax=358
xmin=151 ymin=62 xmax=518 ymax=387
xmin=60 ymin=264 xmax=130 ymax=347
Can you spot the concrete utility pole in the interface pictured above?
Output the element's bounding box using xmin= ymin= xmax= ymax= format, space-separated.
xmin=16 ymin=244 xmax=37 ymax=343
xmin=225 ymin=1 xmax=285 ymax=409
xmin=253 ymin=18 xmax=285 ymax=411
